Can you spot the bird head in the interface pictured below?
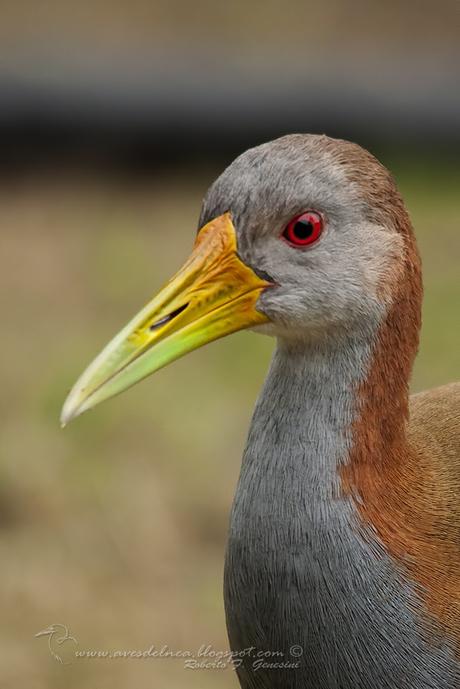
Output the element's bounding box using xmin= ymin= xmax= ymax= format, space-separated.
xmin=61 ymin=134 xmax=417 ymax=424
xmin=35 ymin=623 xmax=65 ymax=638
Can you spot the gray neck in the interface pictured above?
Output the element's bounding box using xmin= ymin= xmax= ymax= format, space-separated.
xmin=237 ymin=336 xmax=364 ymax=510
xmin=224 ymin=335 xmax=457 ymax=689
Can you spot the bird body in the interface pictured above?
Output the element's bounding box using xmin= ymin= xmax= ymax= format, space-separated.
xmin=225 ymin=344 xmax=459 ymax=688
xmin=62 ymin=134 xmax=460 ymax=688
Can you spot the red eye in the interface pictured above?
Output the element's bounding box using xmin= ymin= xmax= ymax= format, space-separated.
xmin=282 ymin=211 xmax=323 ymax=247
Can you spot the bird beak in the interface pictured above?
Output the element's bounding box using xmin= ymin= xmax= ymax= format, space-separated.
xmin=61 ymin=212 xmax=272 ymax=425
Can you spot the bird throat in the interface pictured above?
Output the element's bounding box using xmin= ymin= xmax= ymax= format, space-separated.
xmin=224 ymin=327 xmax=457 ymax=689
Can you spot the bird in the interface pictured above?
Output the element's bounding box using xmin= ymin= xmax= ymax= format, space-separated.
xmin=61 ymin=134 xmax=460 ymax=688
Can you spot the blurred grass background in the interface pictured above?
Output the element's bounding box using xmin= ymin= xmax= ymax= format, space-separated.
xmin=0 ymin=1 xmax=459 ymax=687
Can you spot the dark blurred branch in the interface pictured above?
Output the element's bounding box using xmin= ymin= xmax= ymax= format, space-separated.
xmin=0 ymin=58 xmax=459 ymax=172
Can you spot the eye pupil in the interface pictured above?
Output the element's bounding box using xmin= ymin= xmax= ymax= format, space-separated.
xmin=293 ymin=220 xmax=313 ymax=239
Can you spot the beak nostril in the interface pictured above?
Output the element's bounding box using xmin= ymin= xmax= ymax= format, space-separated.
xmin=149 ymin=303 xmax=189 ymax=332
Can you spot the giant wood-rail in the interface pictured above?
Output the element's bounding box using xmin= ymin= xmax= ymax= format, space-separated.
xmin=62 ymin=135 xmax=460 ymax=688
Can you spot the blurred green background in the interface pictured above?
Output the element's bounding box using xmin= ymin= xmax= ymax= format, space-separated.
xmin=0 ymin=1 xmax=459 ymax=688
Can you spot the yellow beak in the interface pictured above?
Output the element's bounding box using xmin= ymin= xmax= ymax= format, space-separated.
xmin=61 ymin=213 xmax=272 ymax=425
